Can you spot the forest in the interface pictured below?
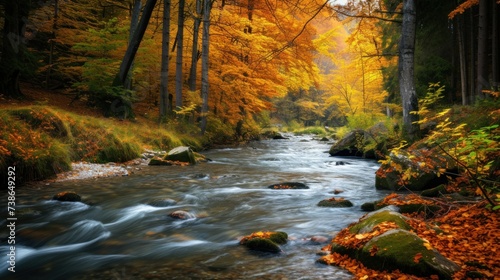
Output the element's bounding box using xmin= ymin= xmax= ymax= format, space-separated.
xmin=0 ymin=0 xmax=499 ymax=279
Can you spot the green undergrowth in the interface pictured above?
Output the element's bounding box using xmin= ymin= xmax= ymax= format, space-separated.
xmin=0 ymin=106 xmax=204 ymax=185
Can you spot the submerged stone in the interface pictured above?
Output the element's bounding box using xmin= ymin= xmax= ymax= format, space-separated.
xmin=240 ymin=231 xmax=288 ymax=253
xmin=53 ymin=191 xmax=81 ymax=202
xmin=317 ymin=197 xmax=353 ymax=208
xmin=268 ymin=182 xmax=309 ymax=189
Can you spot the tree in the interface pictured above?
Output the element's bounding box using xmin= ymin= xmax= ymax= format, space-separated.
xmin=0 ymin=1 xmax=31 ymax=98
xmin=398 ymin=0 xmax=420 ymax=140
xmin=160 ymin=0 xmax=172 ymax=118
xmin=200 ymin=0 xmax=212 ymax=134
xmin=113 ymin=0 xmax=158 ymax=87
xmin=175 ymin=0 xmax=185 ymax=109
xmin=188 ymin=0 xmax=202 ymax=92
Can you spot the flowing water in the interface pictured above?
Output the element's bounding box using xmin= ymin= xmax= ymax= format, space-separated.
xmin=1 ymin=135 xmax=389 ymax=280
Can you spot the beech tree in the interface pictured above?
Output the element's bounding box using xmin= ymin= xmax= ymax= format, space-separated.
xmin=398 ymin=0 xmax=420 ymax=140
xmin=160 ymin=0 xmax=172 ymax=118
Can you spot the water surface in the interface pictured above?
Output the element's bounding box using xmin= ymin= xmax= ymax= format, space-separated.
xmin=1 ymin=135 xmax=388 ymax=279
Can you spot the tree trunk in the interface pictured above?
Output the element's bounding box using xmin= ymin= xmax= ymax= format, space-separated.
xmin=113 ymin=0 xmax=158 ymax=87
xmin=492 ymin=1 xmax=499 ymax=91
xmin=476 ymin=0 xmax=488 ymax=99
xmin=188 ymin=0 xmax=202 ymax=92
xmin=0 ymin=1 xmax=30 ymax=98
xmin=125 ymin=0 xmax=142 ymax=90
xmin=175 ymin=0 xmax=185 ymax=109
xmin=160 ymin=0 xmax=172 ymax=118
xmin=45 ymin=0 xmax=59 ymax=88
xmin=200 ymin=0 xmax=212 ymax=135
xmin=458 ymin=15 xmax=468 ymax=105
xmin=398 ymin=0 xmax=420 ymax=141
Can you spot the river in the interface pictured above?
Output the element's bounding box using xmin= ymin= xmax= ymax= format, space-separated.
xmin=1 ymin=134 xmax=388 ymax=280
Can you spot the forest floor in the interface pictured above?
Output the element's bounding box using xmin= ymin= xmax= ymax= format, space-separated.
xmin=2 ymin=84 xmax=499 ymax=279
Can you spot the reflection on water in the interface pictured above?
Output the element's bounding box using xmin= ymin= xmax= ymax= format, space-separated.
xmin=1 ymin=135 xmax=388 ymax=279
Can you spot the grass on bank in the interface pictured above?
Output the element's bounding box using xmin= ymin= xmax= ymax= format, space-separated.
xmin=0 ymin=106 xmax=205 ymax=185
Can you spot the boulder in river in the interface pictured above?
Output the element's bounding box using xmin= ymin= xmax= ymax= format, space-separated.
xmin=317 ymin=197 xmax=353 ymax=208
xmin=168 ymin=210 xmax=196 ymax=220
xmin=268 ymin=182 xmax=309 ymax=189
xmin=240 ymin=231 xmax=288 ymax=253
xmin=165 ymin=146 xmax=196 ymax=165
xmin=53 ymin=191 xmax=81 ymax=202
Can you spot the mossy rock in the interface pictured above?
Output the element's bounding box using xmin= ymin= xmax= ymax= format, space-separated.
xmin=149 ymin=157 xmax=174 ymax=166
xmin=268 ymin=231 xmax=288 ymax=245
xmin=359 ymin=229 xmax=460 ymax=279
xmin=243 ymin=237 xmax=281 ymax=253
xmin=53 ymin=191 xmax=81 ymax=202
xmin=268 ymin=182 xmax=309 ymax=189
xmin=376 ymin=203 xmax=442 ymax=218
xmin=361 ymin=202 xmax=376 ymax=211
xmin=317 ymin=198 xmax=353 ymax=208
xmin=421 ymin=184 xmax=448 ymax=197
xmin=164 ymin=146 xmax=196 ymax=165
xmin=240 ymin=231 xmax=288 ymax=253
xmin=349 ymin=209 xmax=411 ymax=234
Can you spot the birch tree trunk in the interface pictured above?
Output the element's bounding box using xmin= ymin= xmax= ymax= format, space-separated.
xmin=398 ymin=0 xmax=420 ymax=141
xmin=200 ymin=0 xmax=212 ymax=134
xmin=160 ymin=0 xmax=172 ymax=118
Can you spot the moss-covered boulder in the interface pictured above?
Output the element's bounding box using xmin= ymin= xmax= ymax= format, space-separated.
xmin=349 ymin=209 xmax=411 ymax=233
xmin=317 ymin=197 xmax=353 ymax=208
xmin=329 ymin=129 xmax=365 ymax=157
xmin=326 ymin=207 xmax=460 ymax=279
xmin=240 ymin=231 xmax=288 ymax=253
xmin=375 ymin=150 xmax=448 ymax=191
xmin=357 ymin=229 xmax=460 ymax=279
xmin=148 ymin=157 xmax=174 ymax=166
xmin=421 ymin=184 xmax=448 ymax=197
xmin=268 ymin=182 xmax=309 ymax=189
xmin=165 ymin=146 xmax=196 ymax=165
xmin=53 ymin=191 xmax=81 ymax=202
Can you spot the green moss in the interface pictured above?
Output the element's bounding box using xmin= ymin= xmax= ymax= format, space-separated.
xmin=244 ymin=237 xmax=281 ymax=253
xmin=317 ymin=199 xmax=354 ymax=208
xmin=349 ymin=211 xmax=411 ymax=234
xmin=269 ymin=231 xmax=288 ymax=245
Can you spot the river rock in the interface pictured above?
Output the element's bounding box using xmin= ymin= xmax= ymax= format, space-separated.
xmin=317 ymin=197 xmax=353 ymax=208
xmin=324 ymin=208 xmax=460 ymax=279
xmin=165 ymin=146 xmax=196 ymax=165
xmin=168 ymin=210 xmax=196 ymax=220
xmin=375 ymin=150 xmax=448 ymax=191
xmin=240 ymin=231 xmax=288 ymax=253
xmin=272 ymin=133 xmax=289 ymax=140
xmin=53 ymin=191 xmax=81 ymax=202
xmin=268 ymin=182 xmax=309 ymax=189
xmin=329 ymin=129 xmax=364 ymax=157
xmin=148 ymin=157 xmax=173 ymax=166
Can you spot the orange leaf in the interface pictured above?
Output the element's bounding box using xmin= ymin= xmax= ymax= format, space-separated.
xmin=413 ymin=253 xmax=422 ymax=263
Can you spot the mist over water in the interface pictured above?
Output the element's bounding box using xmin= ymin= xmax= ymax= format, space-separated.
xmin=1 ymin=134 xmax=389 ymax=279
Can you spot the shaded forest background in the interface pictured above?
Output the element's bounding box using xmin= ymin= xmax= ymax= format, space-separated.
xmin=0 ymin=0 xmax=499 ymax=141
